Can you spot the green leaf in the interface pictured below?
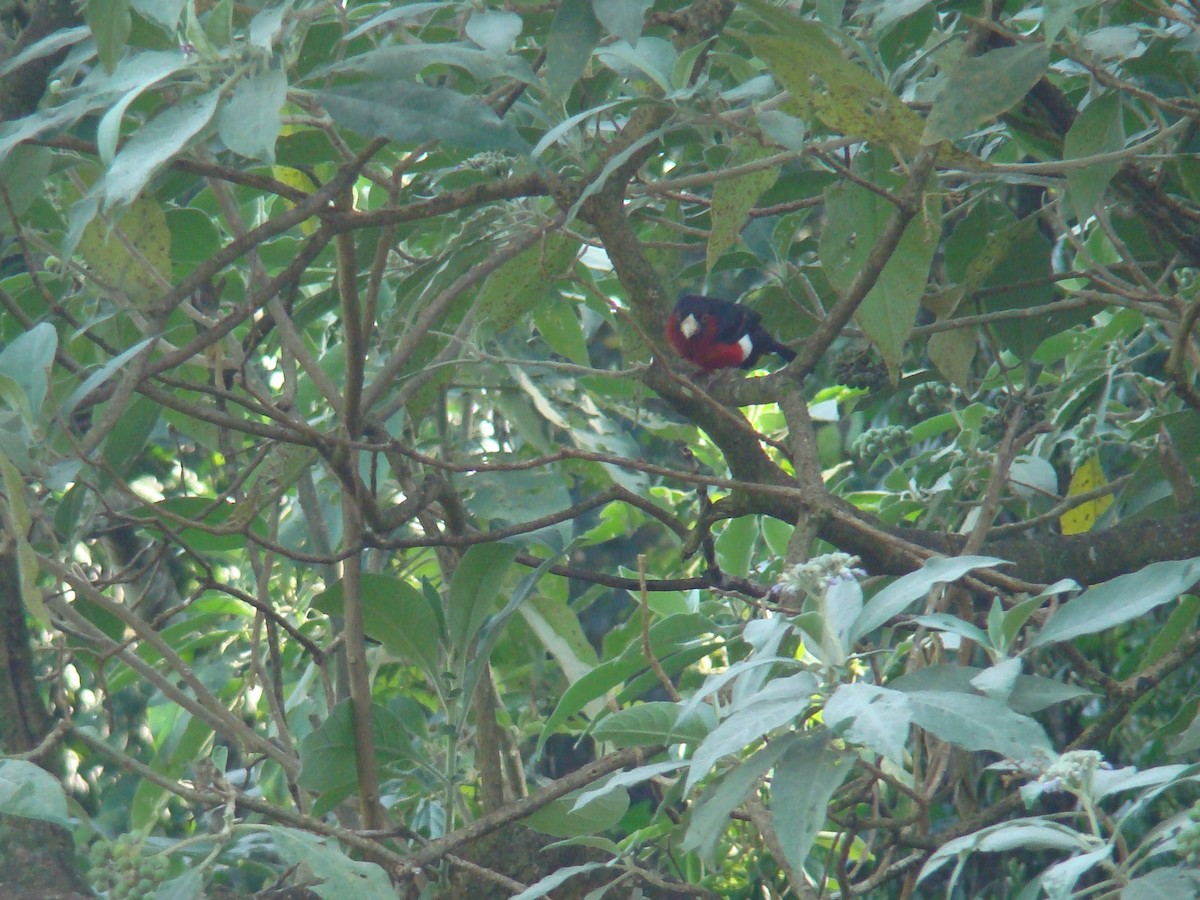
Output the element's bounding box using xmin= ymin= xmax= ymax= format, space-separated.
xmin=1 ymin=453 xmax=42 ymax=619
xmin=1119 ymin=869 xmax=1200 ymax=900
xmin=686 ymin=673 xmax=820 ymax=791
xmin=539 ymin=613 xmax=716 ymax=750
xmin=522 ymin=784 xmax=628 ymax=837
xmin=745 ymin=14 xmax=926 ymax=150
xmin=592 ymin=701 xmax=714 ymax=748
xmin=545 ymin=0 xmax=601 ymax=99
xmin=902 ymin=690 xmax=1052 ymax=760
xmin=819 ymin=149 xmax=938 ymax=378
xmin=1064 ymin=92 xmax=1125 ymax=221
xmin=823 ymin=682 xmax=913 ymax=762
xmin=707 ymin=144 xmax=779 ymax=271
xmin=1029 ymin=556 xmax=1200 ymax=647
xmin=268 ymin=826 xmax=400 ymax=899
xmin=518 ymin=590 xmax=599 ymax=688
xmin=218 ymin=67 xmax=287 ymax=163
xmin=465 ymin=10 xmax=523 ymax=53
xmin=1044 ymin=0 xmax=1104 ymax=41
xmin=78 ymin=196 xmax=172 ymax=305
xmin=923 ymin=43 xmax=1050 ymax=144
xmin=771 ymin=732 xmax=855 ymax=876
xmin=714 ymin=515 xmax=757 ymax=579
xmin=851 ymin=555 xmax=1008 ymax=642
xmin=104 ymin=91 xmax=220 ymax=209
xmin=0 ymin=759 xmax=70 ymax=827
xmin=313 ymin=574 xmax=442 ymax=679
xmin=446 ymin=542 xmax=518 ymax=658
xmin=0 ymin=323 xmax=56 ymax=432
xmin=533 ymin=295 xmax=590 ymax=364
xmin=477 ymin=234 xmax=580 ymax=334
xmin=571 ymin=759 xmax=688 ymax=811
xmin=919 ymin=821 xmax=1092 ymax=885
xmin=87 ymin=0 xmax=133 ymax=73
xmin=314 ymin=82 xmax=529 ymax=154
xmin=594 ymin=0 xmax=652 ymax=45
xmin=102 ymin=393 xmax=160 ymax=476
xmin=681 ymin=732 xmax=802 ymax=864
xmin=297 ymin=701 xmax=416 ymax=799
xmin=132 ymin=0 xmax=185 ymax=30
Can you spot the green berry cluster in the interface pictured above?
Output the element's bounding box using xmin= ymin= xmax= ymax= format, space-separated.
xmin=981 ymin=392 xmax=1046 ymax=438
xmin=1179 ymin=801 xmax=1200 ymax=866
xmin=463 ymin=151 xmax=512 ymax=177
xmin=907 ymin=381 xmax=954 ymax=417
xmin=1070 ymin=414 xmax=1102 ymax=468
xmin=87 ymin=834 xmax=170 ymax=900
xmin=832 ymin=347 xmax=889 ymax=390
xmin=852 ymin=425 xmax=908 ymax=464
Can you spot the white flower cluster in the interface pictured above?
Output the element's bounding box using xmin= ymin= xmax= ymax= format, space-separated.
xmin=1038 ymin=749 xmax=1107 ymax=793
xmin=777 ymin=552 xmax=866 ymax=599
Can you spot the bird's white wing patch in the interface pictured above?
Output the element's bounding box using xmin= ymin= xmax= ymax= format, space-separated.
xmin=737 ymin=333 xmax=753 ymax=361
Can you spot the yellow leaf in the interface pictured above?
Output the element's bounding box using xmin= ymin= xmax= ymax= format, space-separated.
xmin=1059 ymin=455 xmax=1113 ymax=535
xmin=272 ymin=166 xmax=320 ymax=234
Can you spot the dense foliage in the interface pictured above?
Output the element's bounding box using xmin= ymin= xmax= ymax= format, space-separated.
xmin=2 ymin=0 xmax=1200 ymax=897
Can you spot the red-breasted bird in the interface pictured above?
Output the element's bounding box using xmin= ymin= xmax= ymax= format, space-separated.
xmin=665 ymin=294 xmax=797 ymax=372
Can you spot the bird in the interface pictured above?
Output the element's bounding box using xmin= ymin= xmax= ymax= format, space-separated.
xmin=664 ymin=294 xmax=796 ymax=372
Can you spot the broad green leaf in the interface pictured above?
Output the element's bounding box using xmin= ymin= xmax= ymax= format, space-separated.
xmin=1029 ymin=556 xmax=1200 ymax=647
xmin=313 ymin=42 xmax=535 ymax=84
xmin=466 ymin=10 xmax=523 ymax=53
xmin=819 ymin=149 xmax=938 ymax=378
xmin=518 ymin=591 xmax=599 ymax=689
xmin=269 ymin=826 xmax=400 ymax=899
xmin=823 ymin=682 xmax=913 ymax=762
xmin=218 ymin=67 xmax=287 ymax=163
xmin=1 ymin=453 xmax=42 ymax=619
xmin=594 ymin=0 xmax=653 ymax=45
xmin=0 ymin=146 xmax=51 ymax=228
xmin=714 ymin=515 xmax=757 ymax=579
xmin=0 ymin=322 xmax=56 ymax=430
xmin=545 ymin=0 xmax=601 ymax=99
xmin=923 ymin=43 xmax=1050 ymax=144
xmin=969 ymin=656 xmax=1024 ymax=701
xmin=851 ymin=555 xmax=1008 ymax=642
xmin=314 ymin=82 xmax=529 ymax=153
xmin=0 ymin=759 xmax=70 ymax=827
xmin=78 ymin=196 xmax=172 ymax=305
xmin=571 ymin=759 xmax=688 ymax=811
xmin=746 ymin=12 xmax=926 ymax=151
xmin=920 ymin=821 xmax=1093 ymax=884
xmin=0 ymin=26 xmax=91 ymax=78
xmin=1064 ymin=92 xmax=1124 ymax=221
xmin=771 ymin=732 xmax=855 ymax=876
xmin=87 ymin=0 xmax=132 ymax=73
xmin=104 ymin=91 xmax=220 ymax=209
xmin=102 ymin=393 xmax=160 ymax=476
xmin=687 ymin=672 xmax=820 ymax=791
xmin=131 ymin=0 xmax=185 ymax=29
xmin=533 ymin=295 xmax=590 ymax=364
xmin=592 ymin=701 xmax=715 ymax=748
xmin=707 ymin=143 xmax=779 ymax=272
xmin=313 ymin=574 xmax=442 ymax=678
xmin=681 ymin=732 xmax=802 ymax=864
xmin=1009 ymin=676 xmax=1092 ymax=714
xmin=522 ymin=784 xmax=628 ymax=837
xmin=477 ymin=234 xmax=580 ymax=334
xmin=1119 ymin=869 xmax=1200 ymax=900
xmin=1045 ymin=0 xmax=1104 ymax=41
xmin=869 ymin=0 xmax=934 ymax=30
xmin=446 ymin=542 xmax=518 ymax=658
xmin=903 ymin=690 xmax=1052 ymax=760
xmin=297 ymin=701 xmax=417 ymax=805
xmin=510 ymin=864 xmax=608 ymax=900
xmin=539 ymin=613 xmax=716 ymax=750
xmin=928 ymin=327 xmax=976 ymax=391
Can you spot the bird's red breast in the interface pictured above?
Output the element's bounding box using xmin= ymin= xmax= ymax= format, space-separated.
xmin=664 ymin=301 xmax=754 ymax=371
